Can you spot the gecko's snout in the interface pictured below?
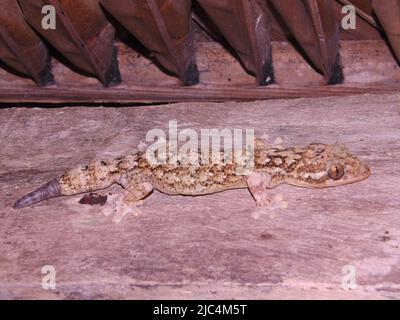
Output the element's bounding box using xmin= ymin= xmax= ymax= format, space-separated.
xmin=342 ymin=157 xmax=371 ymax=185
xmin=356 ymin=162 xmax=371 ymax=180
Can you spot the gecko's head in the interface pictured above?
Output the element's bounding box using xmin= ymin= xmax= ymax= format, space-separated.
xmin=287 ymin=143 xmax=370 ymax=188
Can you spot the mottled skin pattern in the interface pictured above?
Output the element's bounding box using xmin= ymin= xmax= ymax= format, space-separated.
xmin=13 ymin=139 xmax=370 ymax=209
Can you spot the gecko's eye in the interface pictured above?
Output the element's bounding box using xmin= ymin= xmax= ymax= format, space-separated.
xmin=328 ymin=164 xmax=345 ymax=180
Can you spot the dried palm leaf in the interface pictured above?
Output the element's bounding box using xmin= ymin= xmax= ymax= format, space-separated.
xmin=101 ymin=0 xmax=199 ymax=85
xmin=0 ymin=0 xmax=52 ymax=85
xmin=371 ymin=0 xmax=400 ymax=64
xmin=196 ymin=0 xmax=274 ymax=85
xmin=18 ymin=0 xmax=120 ymax=86
xmin=270 ymin=0 xmax=343 ymax=84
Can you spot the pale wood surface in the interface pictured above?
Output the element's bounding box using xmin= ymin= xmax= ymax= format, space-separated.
xmin=1 ymin=93 xmax=400 ymax=299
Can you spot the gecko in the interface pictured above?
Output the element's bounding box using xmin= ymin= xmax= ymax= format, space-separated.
xmin=13 ymin=139 xmax=370 ymax=211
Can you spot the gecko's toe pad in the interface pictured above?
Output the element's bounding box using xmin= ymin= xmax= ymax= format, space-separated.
xmin=100 ymin=193 xmax=144 ymax=223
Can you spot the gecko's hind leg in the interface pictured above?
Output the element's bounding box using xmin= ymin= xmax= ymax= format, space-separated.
xmin=122 ymin=182 xmax=153 ymax=207
xmin=102 ymin=182 xmax=153 ymax=223
xmin=114 ymin=182 xmax=153 ymax=223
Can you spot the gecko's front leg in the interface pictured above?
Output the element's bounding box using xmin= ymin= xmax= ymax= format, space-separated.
xmin=247 ymin=172 xmax=273 ymax=207
xmin=246 ymin=172 xmax=288 ymax=213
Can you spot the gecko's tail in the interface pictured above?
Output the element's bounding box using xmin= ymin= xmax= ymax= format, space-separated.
xmin=13 ymin=178 xmax=61 ymax=209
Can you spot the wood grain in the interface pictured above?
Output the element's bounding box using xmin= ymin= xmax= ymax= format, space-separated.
xmin=1 ymin=93 xmax=400 ymax=299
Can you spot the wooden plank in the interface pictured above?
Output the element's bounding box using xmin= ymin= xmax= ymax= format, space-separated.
xmin=0 ymin=40 xmax=399 ymax=103
xmin=1 ymin=93 xmax=400 ymax=299
xmin=0 ymin=83 xmax=399 ymax=103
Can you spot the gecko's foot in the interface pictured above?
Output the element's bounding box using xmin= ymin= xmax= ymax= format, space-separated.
xmin=259 ymin=134 xmax=272 ymax=149
xmin=254 ymin=193 xmax=288 ymax=209
xmin=100 ymin=193 xmax=120 ymax=217
xmin=247 ymin=171 xmax=283 ymax=206
xmin=259 ymin=135 xmax=284 ymax=150
xmin=251 ymin=194 xmax=288 ymax=219
xmin=112 ymin=204 xmax=143 ymax=224
xmin=100 ymin=193 xmax=144 ymax=223
xmin=272 ymin=194 xmax=288 ymax=209
xmin=273 ymin=137 xmax=284 ymax=150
